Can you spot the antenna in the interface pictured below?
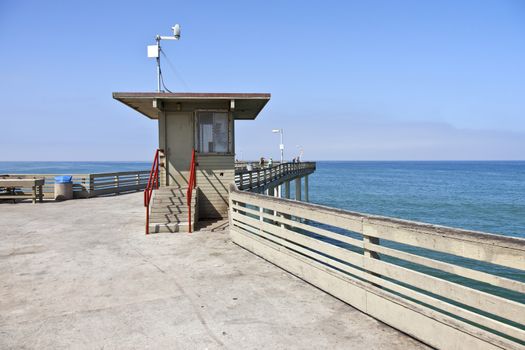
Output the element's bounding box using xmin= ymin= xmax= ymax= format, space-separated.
xmin=147 ymin=24 xmax=181 ymax=92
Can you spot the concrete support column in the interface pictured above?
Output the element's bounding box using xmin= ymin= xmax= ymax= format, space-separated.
xmin=295 ymin=177 xmax=302 ymax=201
xmin=304 ymin=175 xmax=309 ymax=202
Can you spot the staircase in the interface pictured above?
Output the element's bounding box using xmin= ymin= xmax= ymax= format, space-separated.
xmin=148 ymin=186 xmax=198 ymax=233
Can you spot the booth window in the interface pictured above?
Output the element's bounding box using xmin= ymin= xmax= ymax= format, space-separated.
xmin=197 ymin=112 xmax=229 ymax=153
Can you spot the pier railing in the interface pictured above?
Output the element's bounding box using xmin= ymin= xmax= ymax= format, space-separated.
xmin=229 ymin=184 xmax=525 ymax=350
xmin=8 ymin=171 xmax=149 ymax=199
xmin=235 ymin=162 xmax=315 ymax=193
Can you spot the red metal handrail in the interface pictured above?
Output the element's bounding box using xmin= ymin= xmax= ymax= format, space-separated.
xmin=144 ymin=149 xmax=161 ymax=234
xmin=186 ymin=149 xmax=196 ymax=233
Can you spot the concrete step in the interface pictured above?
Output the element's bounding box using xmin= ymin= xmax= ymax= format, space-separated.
xmin=149 ymin=212 xmax=190 ymax=220
xmin=149 ymin=219 xmax=189 ymax=225
xmin=148 ymin=186 xmax=198 ymax=232
xmin=154 ymin=187 xmax=190 ymax=194
xmin=152 ymin=198 xmax=196 ymax=205
xmin=151 ymin=206 xmax=193 ymax=214
xmin=153 ymin=193 xmax=191 ymax=199
xmin=152 ymin=202 xmax=193 ymax=208
xmin=148 ymin=222 xmax=192 ymax=233
xmin=149 ymin=208 xmax=196 ymax=220
xmin=150 ymin=207 xmax=195 ymax=215
xmin=150 ymin=200 xmax=197 ymax=209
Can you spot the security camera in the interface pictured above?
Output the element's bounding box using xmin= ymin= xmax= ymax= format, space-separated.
xmin=172 ymin=24 xmax=181 ymax=40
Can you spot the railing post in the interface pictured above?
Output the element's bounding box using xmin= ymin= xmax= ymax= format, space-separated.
xmin=363 ymin=235 xmax=380 ymax=259
xmin=89 ymin=174 xmax=94 ymax=198
xmin=239 ymin=173 xmax=244 ymax=190
xmin=257 ymin=170 xmax=261 ymax=191
xmin=80 ymin=176 xmax=86 ymax=198
xmin=115 ymin=175 xmax=120 ymax=195
xmin=363 ymin=219 xmax=381 ymax=283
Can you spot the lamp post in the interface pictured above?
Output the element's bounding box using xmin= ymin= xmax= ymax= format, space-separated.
xmin=272 ymin=129 xmax=284 ymax=164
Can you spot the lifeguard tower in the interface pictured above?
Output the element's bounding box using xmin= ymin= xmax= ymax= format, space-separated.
xmin=113 ymin=92 xmax=270 ymax=233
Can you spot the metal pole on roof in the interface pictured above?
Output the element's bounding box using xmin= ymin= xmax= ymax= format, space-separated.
xmin=148 ymin=25 xmax=181 ymax=92
xmin=156 ymin=36 xmax=161 ymax=92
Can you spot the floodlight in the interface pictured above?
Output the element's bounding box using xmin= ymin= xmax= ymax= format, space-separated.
xmin=172 ymin=24 xmax=181 ymax=39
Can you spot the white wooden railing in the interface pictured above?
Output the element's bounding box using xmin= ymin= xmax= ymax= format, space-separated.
xmin=7 ymin=171 xmax=149 ymax=199
xmin=229 ymin=184 xmax=525 ymax=350
xmin=235 ymin=162 xmax=315 ymax=193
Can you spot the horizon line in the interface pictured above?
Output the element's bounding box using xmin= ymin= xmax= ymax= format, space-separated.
xmin=1 ymin=159 xmax=524 ymax=163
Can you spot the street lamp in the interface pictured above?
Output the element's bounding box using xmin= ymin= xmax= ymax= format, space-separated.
xmin=272 ymin=129 xmax=284 ymax=164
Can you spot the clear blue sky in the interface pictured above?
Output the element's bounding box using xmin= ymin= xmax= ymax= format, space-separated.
xmin=1 ymin=0 xmax=524 ymax=161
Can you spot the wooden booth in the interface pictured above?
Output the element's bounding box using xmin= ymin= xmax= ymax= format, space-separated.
xmin=113 ymin=92 xmax=270 ymax=226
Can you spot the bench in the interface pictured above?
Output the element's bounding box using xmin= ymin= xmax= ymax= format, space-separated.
xmin=0 ymin=176 xmax=45 ymax=204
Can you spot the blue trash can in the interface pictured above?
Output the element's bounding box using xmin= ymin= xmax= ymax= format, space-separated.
xmin=55 ymin=175 xmax=73 ymax=184
xmin=54 ymin=175 xmax=73 ymax=200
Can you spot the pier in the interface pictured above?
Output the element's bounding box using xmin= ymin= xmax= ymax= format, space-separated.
xmin=2 ymin=162 xmax=524 ymax=349
xmin=1 ymin=91 xmax=523 ymax=349
xmin=0 ymin=192 xmax=428 ymax=349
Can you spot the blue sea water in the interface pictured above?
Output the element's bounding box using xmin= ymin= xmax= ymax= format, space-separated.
xmin=309 ymin=161 xmax=525 ymax=239
xmin=0 ymin=161 xmax=150 ymax=175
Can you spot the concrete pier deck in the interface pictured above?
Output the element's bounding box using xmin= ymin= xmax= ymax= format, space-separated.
xmin=0 ymin=193 xmax=427 ymax=349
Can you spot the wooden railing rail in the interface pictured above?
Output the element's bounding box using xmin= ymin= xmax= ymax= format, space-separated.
xmin=7 ymin=171 xmax=149 ymax=199
xmin=235 ymin=162 xmax=315 ymax=193
xmin=91 ymin=171 xmax=149 ymax=196
xmin=228 ymin=184 xmax=525 ymax=350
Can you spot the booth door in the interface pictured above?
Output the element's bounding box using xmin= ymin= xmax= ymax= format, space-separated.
xmin=165 ymin=112 xmax=194 ymax=187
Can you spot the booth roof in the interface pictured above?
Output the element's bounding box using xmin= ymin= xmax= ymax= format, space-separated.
xmin=112 ymin=92 xmax=271 ymax=120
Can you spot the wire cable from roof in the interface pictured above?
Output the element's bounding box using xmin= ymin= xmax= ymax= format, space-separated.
xmin=160 ymin=48 xmax=190 ymax=90
xmin=159 ymin=66 xmax=173 ymax=93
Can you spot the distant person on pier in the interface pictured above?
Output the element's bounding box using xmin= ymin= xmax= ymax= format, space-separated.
xmin=259 ymin=157 xmax=265 ymax=168
xmin=268 ymin=158 xmax=273 ymax=168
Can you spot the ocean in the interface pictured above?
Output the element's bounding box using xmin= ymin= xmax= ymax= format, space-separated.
xmin=0 ymin=161 xmax=150 ymax=175
xmin=2 ymin=160 xmax=523 ymax=238
xmin=309 ymin=161 xmax=525 ymax=239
